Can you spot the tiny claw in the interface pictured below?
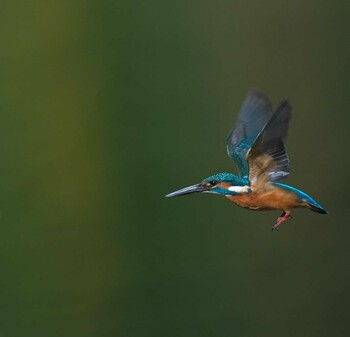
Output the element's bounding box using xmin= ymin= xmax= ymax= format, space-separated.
xmin=271 ymin=211 xmax=292 ymax=231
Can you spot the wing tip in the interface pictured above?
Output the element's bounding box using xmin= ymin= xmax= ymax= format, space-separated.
xmin=275 ymin=99 xmax=292 ymax=119
xmin=246 ymin=88 xmax=271 ymax=103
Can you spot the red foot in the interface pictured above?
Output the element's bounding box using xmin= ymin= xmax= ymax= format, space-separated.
xmin=272 ymin=211 xmax=292 ymax=231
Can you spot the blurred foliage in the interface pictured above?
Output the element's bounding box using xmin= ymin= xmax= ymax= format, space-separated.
xmin=0 ymin=0 xmax=349 ymax=336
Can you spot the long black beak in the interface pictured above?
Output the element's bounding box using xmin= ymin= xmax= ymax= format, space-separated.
xmin=165 ymin=183 xmax=207 ymax=198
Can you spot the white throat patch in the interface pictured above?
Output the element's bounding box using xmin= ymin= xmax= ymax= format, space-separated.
xmin=227 ymin=185 xmax=250 ymax=193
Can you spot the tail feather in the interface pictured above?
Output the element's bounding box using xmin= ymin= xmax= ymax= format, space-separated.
xmin=273 ymin=183 xmax=329 ymax=215
xmin=308 ymin=203 xmax=329 ymax=214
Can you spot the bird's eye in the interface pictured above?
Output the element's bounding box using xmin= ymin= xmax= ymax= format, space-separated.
xmin=203 ymin=180 xmax=218 ymax=188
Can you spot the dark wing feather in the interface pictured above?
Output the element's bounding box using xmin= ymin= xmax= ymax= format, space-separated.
xmin=227 ymin=90 xmax=273 ymax=178
xmin=248 ymin=100 xmax=291 ymax=187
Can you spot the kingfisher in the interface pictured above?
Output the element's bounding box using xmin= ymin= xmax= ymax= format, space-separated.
xmin=166 ymin=90 xmax=328 ymax=230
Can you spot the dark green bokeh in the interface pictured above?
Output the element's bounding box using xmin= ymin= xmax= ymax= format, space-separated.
xmin=0 ymin=1 xmax=349 ymax=336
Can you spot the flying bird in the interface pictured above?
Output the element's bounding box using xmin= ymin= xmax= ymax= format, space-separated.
xmin=166 ymin=90 xmax=328 ymax=230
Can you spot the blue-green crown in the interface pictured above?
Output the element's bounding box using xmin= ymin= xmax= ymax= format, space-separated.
xmin=203 ymin=172 xmax=248 ymax=186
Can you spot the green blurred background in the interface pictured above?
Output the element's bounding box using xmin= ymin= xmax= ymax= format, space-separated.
xmin=0 ymin=1 xmax=349 ymax=336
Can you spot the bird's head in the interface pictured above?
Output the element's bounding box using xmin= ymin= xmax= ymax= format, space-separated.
xmin=165 ymin=173 xmax=250 ymax=198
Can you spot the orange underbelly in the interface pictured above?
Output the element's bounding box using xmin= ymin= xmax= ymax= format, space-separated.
xmin=227 ymin=188 xmax=301 ymax=211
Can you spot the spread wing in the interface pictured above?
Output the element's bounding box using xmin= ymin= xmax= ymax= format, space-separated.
xmin=248 ymin=100 xmax=291 ymax=190
xmin=227 ymin=90 xmax=273 ymax=178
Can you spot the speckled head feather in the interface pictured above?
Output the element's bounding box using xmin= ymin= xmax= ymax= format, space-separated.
xmin=202 ymin=173 xmax=250 ymax=196
xmin=203 ymin=173 xmax=249 ymax=186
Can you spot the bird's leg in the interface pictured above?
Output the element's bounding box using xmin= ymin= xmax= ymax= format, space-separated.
xmin=272 ymin=211 xmax=292 ymax=231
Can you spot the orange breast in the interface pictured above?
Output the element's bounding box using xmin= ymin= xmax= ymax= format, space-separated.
xmin=227 ymin=186 xmax=302 ymax=211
